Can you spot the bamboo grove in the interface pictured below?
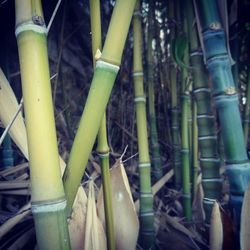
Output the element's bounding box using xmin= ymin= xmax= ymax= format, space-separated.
xmin=1 ymin=0 xmax=250 ymax=249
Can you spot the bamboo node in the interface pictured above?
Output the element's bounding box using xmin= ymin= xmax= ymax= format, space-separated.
xmin=96 ymin=60 xmax=120 ymax=73
xmin=132 ymin=71 xmax=143 ymax=77
xmin=225 ymin=86 xmax=236 ymax=95
xmin=139 ymin=162 xmax=151 ymax=168
xmin=31 ymin=199 xmax=66 ymax=213
xmin=15 ymin=21 xmax=47 ymax=37
xmin=134 ymin=96 xmax=146 ymax=103
xmin=209 ymin=22 xmax=221 ymax=30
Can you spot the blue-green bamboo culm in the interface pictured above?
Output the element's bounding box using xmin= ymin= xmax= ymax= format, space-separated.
xmin=186 ymin=0 xmax=222 ymax=225
xmin=147 ymin=0 xmax=163 ymax=181
xmin=194 ymin=0 xmax=250 ymax=223
xmin=133 ymin=0 xmax=155 ymax=248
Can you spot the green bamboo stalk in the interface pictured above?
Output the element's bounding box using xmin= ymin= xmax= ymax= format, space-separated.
xmin=15 ymin=1 xmax=71 ymax=249
xmin=133 ymin=1 xmax=154 ymax=248
xmin=63 ymin=0 xmax=137 ymax=215
xmin=168 ymin=0 xmax=182 ymax=190
xmin=147 ymin=0 xmax=163 ymax=181
xmin=186 ymin=0 xmax=221 ymax=225
xmin=89 ymin=1 xmax=115 ymax=249
xmin=181 ymin=92 xmax=192 ymax=221
xmin=195 ymin=0 xmax=250 ymax=223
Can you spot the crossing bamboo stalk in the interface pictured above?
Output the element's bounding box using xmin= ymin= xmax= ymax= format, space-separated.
xmin=89 ymin=1 xmax=115 ymax=249
xmin=194 ymin=0 xmax=250 ymax=223
xmin=133 ymin=0 xmax=154 ymax=248
xmin=63 ymin=0 xmax=137 ymax=215
xmin=15 ymin=0 xmax=71 ymax=249
xmin=147 ymin=0 xmax=163 ymax=181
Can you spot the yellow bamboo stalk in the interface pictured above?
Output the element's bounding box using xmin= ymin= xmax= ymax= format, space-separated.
xmin=15 ymin=1 xmax=70 ymax=248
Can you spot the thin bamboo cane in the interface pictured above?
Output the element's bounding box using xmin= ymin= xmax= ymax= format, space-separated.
xmin=168 ymin=0 xmax=182 ymax=190
xmin=186 ymin=0 xmax=222 ymax=225
xmin=15 ymin=1 xmax=70 ymax=249
xmin=133 ymin=0 xmax=154 ymax=248
xmin=147 ymin=0 xmax=163 ymax=181
xmin=243 ymin=71 xmax=250 ymax=145
xmin=89 ymin=1 xmax=115 ymax=249
xmin=194 ymin=0 xmax=250 ymax=223
xmin=191 ymin=99 xmax=199 ymax=198
xmin=63 ymin=0 xmax=137 ymax=215
xmin=180 ymin=15 xmax=192 ymax=221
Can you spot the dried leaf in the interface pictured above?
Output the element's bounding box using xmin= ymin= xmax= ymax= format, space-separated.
xmin=0 ymin=68 xmax=28 ymax=159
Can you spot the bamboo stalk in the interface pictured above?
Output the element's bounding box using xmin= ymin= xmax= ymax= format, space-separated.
xmin=15 ymin=1 xmax=70 ymax=249
xmin=147 ymin=0 xmax=163 ymax=181
xmin=243 ymin=71 xmax=250 ymax=145
xmin=168 ymin=0 xmax=182 ymax=190
xmin=180 ymin=14 xmax=192 ymax=221
xmin=186 ymin=0 xmax=221 ymax=225
xmin=191 ymin=99 xmax=199 ymax=198
xmin=133 ymin=0 xmax=154 ymax=248
xmin=63 ymin=0 xmax=137 ymax=215
xmin=195 ymin=0 xmax=250 ymax=224
xmin=89 ymin=0 xmax=115 ymax=248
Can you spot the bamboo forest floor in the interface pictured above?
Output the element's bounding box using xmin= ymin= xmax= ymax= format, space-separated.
xmin=0 ymin=149 xmax=235 ymax=249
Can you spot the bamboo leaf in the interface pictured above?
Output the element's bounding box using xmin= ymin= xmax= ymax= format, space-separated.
xmin=97 ymin=161 xmax=139 ymax=250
